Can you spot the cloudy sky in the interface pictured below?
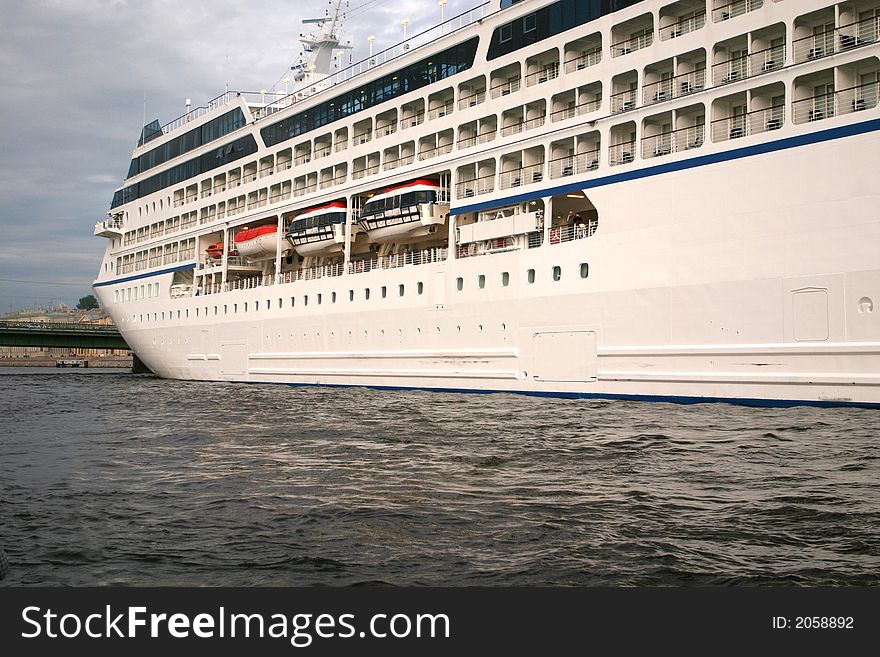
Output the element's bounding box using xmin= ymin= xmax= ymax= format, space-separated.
xmin=0 ymin=0 xmax=480 ymax=312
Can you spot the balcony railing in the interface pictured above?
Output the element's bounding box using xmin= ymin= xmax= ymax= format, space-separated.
xmin=712 ymin=0 xmax=762 ymax=24
xmin=383 ymin=154 xmax=415 ymax=171
xmin=548 ymin=221 xmax=598 ymax=246
xmin=280 ymin=263 xmax=344 ymax=284
xmin=334 ymin=140 xmax=348 ymax=153
xmin=663 ymin=11 xmax=706 ymax=40
xmin=792 ymin=82 xmax=879 ymax=124
xmin=611 ymin=30 xmax=653 ymax=58
xmin=294 ymin=154 xmax=311 ymax=166
xmin=419 ymin=143 xmax=454 ymax=160
xmin=428 ymin=102 xmax=454 ymax=120
xmin=458 ymin=91 xmax=486 ymax=110
xmin=377 ymin=122 xmax=398 ymax=137
xmin=563 ymin=48 xmax=601 ymax=74
xmin=400 ymin=112 xmax=425 ymax=129
xmin=525 ymin=64 xmax=559 ymax=87
xmin=711 ymin=106 xmax=784 ymax=142
xmin=643 ymin=68 xmax=706 ymax=104
xmin=489 ymin=77 xmax=521 ymax=99
xmin=609 ymin=140 xmax=636 ymax=166
xmin=347 ymin=247 xmax=448 ymax=275
xmin=641 ymin=124 xmax=705 ymax=159
xmin=498 ymin=163 xmax=544 ymax=190
xmin=456 ymin=173 xmax=495 ymax=198
xmin=793 ymin=15 xmax=880 ymax=63
xmin=610 ymin=88 xmax=637 ymax=113
xmin=548 ymin=148 xmax=601 ymax=179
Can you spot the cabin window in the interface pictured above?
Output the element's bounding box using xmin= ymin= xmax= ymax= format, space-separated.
xmin=580 ymin=262 xmax=590 ymax=278
xmin=317 ymin=293 xmax=322 ymax=305
xmin=365 ymin=288 xmax=371 ymax=300
xmin=456 ymin=277 xmax=464 ymax=291
xmin=552 ymin=266 xmax=562 ymax=281
xmin=332 ymin=292 xmax=337 ymax=303
xmin=278 ymin=298 xmax=283 ymax=308
xmin=502 ymin=272 xmax=510 ymax=286
xmin=304 ymin=295 xmax=309 ymax=306
xmin=417 ymin=282 xmax=424 ymax=295
xmin=527 ymin=268 xmax=536 ymax=284
xmin=267 ymin=299 xmax=271 ymax=310
xmin=478 ymin=274 xmax=486 ymax=289
xmin=381 ymin=286 xmax=387 ymax=298
xmin=349 ymin=289 xmax=354 ymax=301
xmin=399 ymin=284 xmax=405 ymax=297
xmin=255 ymin=301 xmax=260 ymax=311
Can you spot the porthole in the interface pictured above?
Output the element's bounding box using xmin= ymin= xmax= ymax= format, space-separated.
xmin=552 ymin=265 xmax=561 ymax=281
xmin=349 ymin=289 xmax=354 ymax=301
xmin=456 ymin=325 xmax=461 ymax=333
xmin=478 ymin=324 xmax=483 ymax=332
xmin=478 ymin=274 xmax=485 ymax=289
xmin=364 ymin=288 xmax=370 ymax=300
xmin=304 ymin=295 xmax=309 ymax=306
xmin=501 ymin=322 xmax=507 ymax=331
xmin=417 ymin=282 xmax=424 ymax=295
xmin=317 ymin=293 xmax=322 ymax=305
xmin=580 ymin=262 xmax=590 ymax=278
xmin=527 ymin=269 xmax=535 ymax=284
xmin=399 ymin=284 xmax=405 ymax=297
xmin=381 ymin=286 xmax=387 ymax=298
xmin=267 ymin=299 xmax=271 ymax=310
xmin=501 ymin=272 xmax=510 ymax=286
xmin=456 ymin=277 xmax=463 ymax=291
xmin=332 ymin=292 xmax=337 ymax=303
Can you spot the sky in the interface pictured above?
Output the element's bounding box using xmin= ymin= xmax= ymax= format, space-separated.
xmin=0 ymin=0 xmax=481 ymax=312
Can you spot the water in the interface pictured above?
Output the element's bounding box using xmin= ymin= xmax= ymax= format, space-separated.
xmin=1 ymin=369 xmax=878 ymax=586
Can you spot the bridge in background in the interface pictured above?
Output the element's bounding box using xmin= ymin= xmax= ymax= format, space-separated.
xmin=0 ymin=322 xmax=129 ymax=350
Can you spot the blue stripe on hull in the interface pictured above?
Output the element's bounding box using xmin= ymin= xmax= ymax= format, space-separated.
xmin=226 ymin=379 xmax=880 ymax=409
xmin=93 ymin=262 xmax=196 ymax=288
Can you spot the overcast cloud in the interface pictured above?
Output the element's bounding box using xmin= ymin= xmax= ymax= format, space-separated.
xmin=0 ymin=0 xmax=480 ymax=311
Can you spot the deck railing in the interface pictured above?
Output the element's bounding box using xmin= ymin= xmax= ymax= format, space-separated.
xmin=663 ymin=11 xmax=706 ymax=40
xmin=563 ymin=48 xmax=601 ymax=74
xmin=792 ymin=82 xmax=880 ymax=124
xmin=793 ymin=15 xmax=880 ymax=63
xmin=641 ymin=124 xmax=705 ymax=159
xmin=347 ymin=247 xmax=448 ymax=274
xmin=611 ymin=30 xmax=653 ymax=58
xmin=548 ymin=148 xmax=601 ymax=179
xmin=456 ymin=173 xmax=495 ymax=198
xmin=712 ymin=0 xmax=763 ymax=24
xmin=711 ymin=106 xmax=784 ymax=142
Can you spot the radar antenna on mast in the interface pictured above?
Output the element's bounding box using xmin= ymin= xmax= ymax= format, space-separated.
xmin=298 ymin=0 xmax=352 ymax=83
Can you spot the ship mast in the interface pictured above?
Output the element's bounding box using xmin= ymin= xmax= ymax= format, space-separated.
xmin=296 ymin=0 xmax=352 ymax=85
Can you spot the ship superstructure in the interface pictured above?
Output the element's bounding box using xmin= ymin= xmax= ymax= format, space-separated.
xmin=93 ymin=0 xmax=880 ymax=406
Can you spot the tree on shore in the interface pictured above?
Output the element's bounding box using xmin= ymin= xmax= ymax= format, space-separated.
xmin=77 ymin=294 xmax=98 ymax=310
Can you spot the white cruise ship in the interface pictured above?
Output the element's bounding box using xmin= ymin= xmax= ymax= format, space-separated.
xmin=93 ymin=0 xmax=880 ymax=407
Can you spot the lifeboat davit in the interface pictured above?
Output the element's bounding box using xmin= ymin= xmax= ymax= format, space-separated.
xmin=285 ymin=201 xmax=347 ymax=256
xmin=235 ymin=225 xmax=279 ymax=260
xmin=205 ymin=241 xmax=224 ymax=259
xmin=357 ymin=178 xmax=448 ymax=243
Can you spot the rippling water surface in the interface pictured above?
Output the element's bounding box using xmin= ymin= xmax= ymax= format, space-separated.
xmin=1 ymin=369 xmax=878 ymax=586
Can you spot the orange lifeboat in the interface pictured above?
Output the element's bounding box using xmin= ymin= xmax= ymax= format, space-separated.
xmin=205 ymin=241 xmax=224 ymax=259
xmin=235 ymin=224 xmax=279 ymax=260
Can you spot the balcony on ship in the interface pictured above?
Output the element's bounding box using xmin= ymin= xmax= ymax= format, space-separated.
xmin=792 ymin=58 xmax=880 ymax=123
xmin=642 ymin=103 xmax=705 ymax=159
xmin=611 ymin=70 xmax=639 ymax=113
xmin=659 ymin=0 xmax=706 ymax=41
xmin=711 ymin=0 xmax=762 ymax=24
xmin=334 ymin=128 xmax=348 ymax=154
xmin=313 ymin=133 xmax=332 ymax=160
xmin=489 ymin=63 xmax=521 ymax=99
xmin=711 ymin=82 xmax=784 ymax=142
xmin=375 ymin=110 xmax=398 ymax=139
xmin=400 ymin=100 xmax=425 ymax=130
xmin=609 ymin=122 xmax=637 ymax=166
xmin=643 ymin=59 xmax=675 ymax=106
xmin=611 ymin=13 xmax=654 ymax=58
xmin=524 ymin=49 xmax=560 ymax=88
xmin=418 ymin=130 xmax=454 ymax=161
xmin=498 ymin=147 xmax=544 ymax=191
xmin=563 ymin=32 xmax=602 ymax=74
xmin=794 ymin=6 xmax=880 ymax=64
xmin=455 ymin=159 xmax=495 ymax=199
xmin=457 ymin=75 xmax=486 ymax=110
xmin=94 ymin=214 xmax=124 ymax=238
xmin=548 ymin=131 xmax=601 ymax=179
xmin=427 ymin=88 xmax=455 ymax=121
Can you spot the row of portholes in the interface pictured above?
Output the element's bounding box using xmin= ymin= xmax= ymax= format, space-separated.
xmin=257 ymin=321 xmax=509 ymax=342
xmin=115 ymin=282 xmax=160 ymax=303
xmin=138 ymin=196 xmax=171 ymax=217
xmin=456 ymin=263 xmax=589 ymax=291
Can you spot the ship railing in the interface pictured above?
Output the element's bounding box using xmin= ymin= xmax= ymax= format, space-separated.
xmin=711 ymin=106 xmax=784 ymax=142
xmin=611 ymin=30 xmax=654 ymax=58
xmin=548 ymin=221 xmax=598 ymax=246
xmin=712 ymin=45 xmax=784 ymax=87
xmin=793 ymin=15 xmax=880 ymax=63
xmin=400 ymin=112 xmax=426 ymax=130
xmin=792 ymin=81 xmax=879 ymax=124
xmin=170 ymin=284 xmax=193 ymax=299
xmin=314 ymin=147 xmax=332 ymax=160
xmin=225 ymin=274 xmax=274 ymax=292
xmin=419 ymin=143 xmax=454 ymax=160
xmin=548 ymin=149 xmax=601 ymax=179
xmin=609 ymin=140 xmax=636 ymax=166
xmin=276 ymin=160 xmax=293 ymax=172
xmin=320 ymin=174 xmax=348 ymax=189
xmin=428 ymin=102 xmax=454 ymax=121
xmin=489 ymin=77 xmax=521 ymax=99
xmin=499 ymin=163 xmax=544 ymax=190
xmin=347 ymin=247 xmax=448 ymax=274
xmin=610 ymin=88 xmax=637 ymax=114
xmin=282 ymin=263 xmax=345 ymax=284
xmin=525 ymin=64 xmax=559 ymax=88
xmin=662 ymin=10 xmax=706 ymax=40
xmin=712 ymin=0 xmax=763 ymax=24
xmin=294 ymin=154 xmax=312 ymax=166
xmin=563 ymin=48 xmax=601 ymax=74
xmin=456 ymin=173 xmax=495 ymax=199
xmin=458 ymin=90 xmax=486 ymax=110
xmin=383 ymin=154 xmax=415 ymax=171
xmin=641 ymin=124 xmax=705 ymax=159
xmin=334 ymin=140 xmax=348 ymax=153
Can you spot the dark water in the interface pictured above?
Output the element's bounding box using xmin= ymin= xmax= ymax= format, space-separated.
xmin=1 ymin=369 xmax=878 ymax=586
